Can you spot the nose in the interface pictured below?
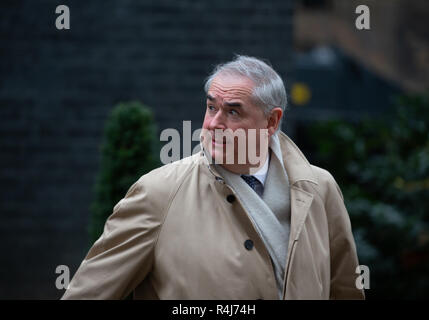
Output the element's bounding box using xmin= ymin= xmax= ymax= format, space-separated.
xmin=208 ymin=109 xmax=227 ymax=131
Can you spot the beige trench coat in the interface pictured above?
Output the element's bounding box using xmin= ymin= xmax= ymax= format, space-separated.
xmin=62 ymin=131 xmax=365 ymax=300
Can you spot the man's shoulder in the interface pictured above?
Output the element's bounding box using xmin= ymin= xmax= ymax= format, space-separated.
xmin=309 ymin=164 xmax=336 ymax=184
xmin=135 ymin=152 xmax=203 ymax=190
xmin=309 ymin=164 xmax=344 ymax=201
xmin=276 ymin=131 xmax=342 ymax=197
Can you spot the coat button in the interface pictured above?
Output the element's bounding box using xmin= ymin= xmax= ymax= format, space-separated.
xmin=244 ymin=239 xmax=254 ymax=250
xmin=226 ymin=194 xmax=235 ymax=203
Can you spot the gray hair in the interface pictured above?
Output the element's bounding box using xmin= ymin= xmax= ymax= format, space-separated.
xmin=204 ymin=55 xmax=287 ymax=130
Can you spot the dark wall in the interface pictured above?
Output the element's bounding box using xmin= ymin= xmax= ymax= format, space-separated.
xmin=0 ymin=0 xmax=294 ymax=298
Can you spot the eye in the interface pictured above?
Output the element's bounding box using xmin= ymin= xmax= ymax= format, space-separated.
xmin=229 ymin=109 xmax=239 ymax=116
xmin=207 ymin=105 xmax=216 ymax=113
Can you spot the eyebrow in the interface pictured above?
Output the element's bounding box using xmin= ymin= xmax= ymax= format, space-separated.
xmin=206 ymin=94 xmax=242 ymax=107
xmin=225 ymin=101 xmax=242 ymax=107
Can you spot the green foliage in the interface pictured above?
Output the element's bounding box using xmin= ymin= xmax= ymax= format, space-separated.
xmin=306 ymin=93 xmax=429 ymax=299
xmin=88 ymin=101 xmax=160 ymax=246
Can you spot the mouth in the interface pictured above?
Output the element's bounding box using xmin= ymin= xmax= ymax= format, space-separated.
xmin=212 ymin=138 xmax=227 ymax=146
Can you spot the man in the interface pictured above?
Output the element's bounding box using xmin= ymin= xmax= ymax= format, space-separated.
xmin=62 ymin=55 xmax=364 ymax=300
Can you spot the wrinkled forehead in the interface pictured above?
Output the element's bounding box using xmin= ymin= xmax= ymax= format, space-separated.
xmin=207 ymin=73 xmax=255 ymax=102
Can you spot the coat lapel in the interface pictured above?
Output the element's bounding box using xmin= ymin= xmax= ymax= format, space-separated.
xmin=277 ymin=132 xmax=319 ymax=299
xmin=277 ymin=131 xmax=317 ymax=241
xmin=289 ymin=186 xmax=314 ymax=241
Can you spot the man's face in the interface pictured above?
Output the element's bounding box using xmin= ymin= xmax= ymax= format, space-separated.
xmin=202 ymin=73 xmax=271 ymax=173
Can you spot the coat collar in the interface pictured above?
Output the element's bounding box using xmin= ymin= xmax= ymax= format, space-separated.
xmin=201 ymin=131 xmax=318 ymax=187
xmin=276 ymin=131 xmax=318 ymax=186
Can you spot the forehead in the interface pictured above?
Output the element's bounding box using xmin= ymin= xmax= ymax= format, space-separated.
xmin=208 ymin=74 xmax=254 ymax=101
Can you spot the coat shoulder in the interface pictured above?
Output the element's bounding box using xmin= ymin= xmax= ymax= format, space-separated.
xmin=111 ymin=153 xmax=202 ymax=223
xmin=133 ymin=152 xmax=202 ymax=199
xmin=309 ymin=164 xmax=344 ymax=202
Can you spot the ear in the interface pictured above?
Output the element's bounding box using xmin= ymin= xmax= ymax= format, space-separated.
xmin=267 ymin=107 xmax=283 ymax=136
